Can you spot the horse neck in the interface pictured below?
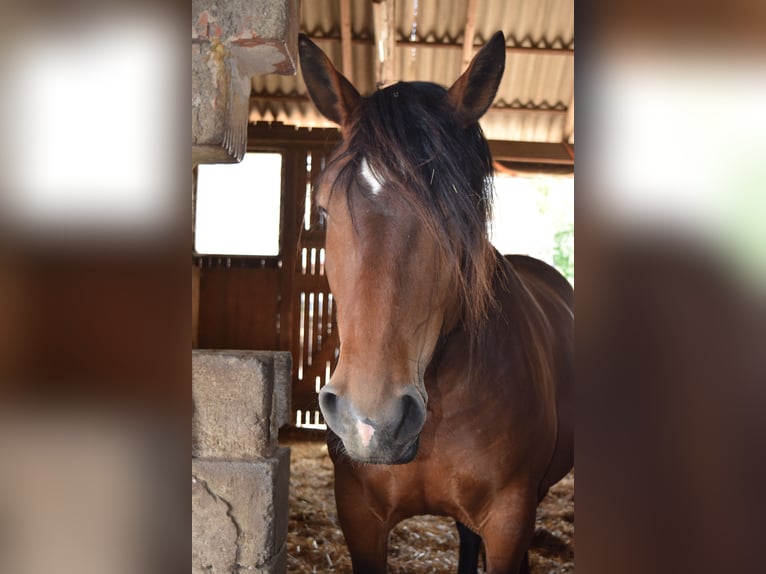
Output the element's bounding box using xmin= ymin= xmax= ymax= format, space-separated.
xmin=432 ymin=250 xmax=550 ymax=382
xmin=431 ymin=249 xmax=506 ymax=368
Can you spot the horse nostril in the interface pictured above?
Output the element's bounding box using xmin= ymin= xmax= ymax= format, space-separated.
xmin=394 ymin=390 xmax=426 ymax=443
xmin=318 ymin=387 xmax=340 ymax=427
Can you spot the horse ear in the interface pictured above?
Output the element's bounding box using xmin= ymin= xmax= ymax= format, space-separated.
xmin=447 ymin=31 xmax=506 ymax=126
xmin=299 ymin=33 xmax=361 ymax=126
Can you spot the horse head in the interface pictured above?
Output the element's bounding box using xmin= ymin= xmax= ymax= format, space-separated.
xmin=299 ymin=32 xmax=505 ymax=464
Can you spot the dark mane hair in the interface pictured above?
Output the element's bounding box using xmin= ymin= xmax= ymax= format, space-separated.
xmin=323 ymin=80 xmax=497 ymax=330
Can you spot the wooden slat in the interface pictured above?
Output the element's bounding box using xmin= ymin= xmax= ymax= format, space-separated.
xmin=278 ymin=149 xmax=299 ymax=351
xmin=312 ymin=285 xmax=322 ymax=375
xmin=291 ymin=150 xmax=309 ymax=384
xmin=326 ymin=293 xmax=335 ymax=337
xmin=304 ymin=292 xmax=313 ymax=372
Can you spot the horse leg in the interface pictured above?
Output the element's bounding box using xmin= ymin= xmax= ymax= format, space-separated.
xmin=341 ymin=519 xmax=390 ymax=574
xmin=456 ymin=521 xmax=482 ymax=574
xmin=480 ymin=489 xmax=537 ymax=574
xmin=336 ymin=499 xmax=390 ymax=573
xmin=333 ymin=472 xmax=391 ymax=574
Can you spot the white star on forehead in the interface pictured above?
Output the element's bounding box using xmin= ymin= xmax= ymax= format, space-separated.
xmin=360 ymin=157 xmax=384 ymax=195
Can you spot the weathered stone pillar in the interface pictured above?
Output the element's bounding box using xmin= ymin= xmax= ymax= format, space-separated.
xmin=192 ymin=350 xmax=292 ymax=574
xmin=191 ymin=2 xmax=296 ymax=570
xmin=192 ymin=0 xmax=299 ymax=165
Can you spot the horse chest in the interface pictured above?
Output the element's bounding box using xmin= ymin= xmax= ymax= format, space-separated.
xmin=385 ymin=418 xmax=511 ymax=510
xmin=370 ymin=450 xmax=500 ymax=529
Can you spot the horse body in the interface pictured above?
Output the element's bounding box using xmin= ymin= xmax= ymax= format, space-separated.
xmin=298 ymin=31 xmax=574 ymax=574
xmin=329 ymin=254 xmax=573 ymax=573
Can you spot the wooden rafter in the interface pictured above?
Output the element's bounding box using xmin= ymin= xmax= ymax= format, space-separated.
xmin=250 ymin=93 xmax=568 ymax=115
xmin=461 ymin=0 xmax=479 ymax=71
xmin=307 ymin=34 xmax=574 ymax=56
xmin=339 ymin=0 xmax=353 ymax=81
xmin=247 ymin=123 xmax=574 ymax=167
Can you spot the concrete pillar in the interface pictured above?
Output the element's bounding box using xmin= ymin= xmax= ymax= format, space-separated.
xmin=192 ymin=350 xmax=292 ymax=574
xmin=192 ymin=0 xmax=299 ymax=165
xmin=191 ymin=1 xmax=297 ymax=569
xmin=192 ymin=350 xmax=291 ymax=459
xmin=192 ymin=451 xmax=290 ymax=574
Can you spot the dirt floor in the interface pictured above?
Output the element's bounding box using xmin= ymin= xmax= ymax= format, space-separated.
xmin=283 ymin=439 xmax=574 ymax=573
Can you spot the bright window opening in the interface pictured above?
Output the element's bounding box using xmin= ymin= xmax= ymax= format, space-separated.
xmin=490 ymin=175 xmax=574 ymax=284
xmin=195 ymin=153 xmax=283 ymax=256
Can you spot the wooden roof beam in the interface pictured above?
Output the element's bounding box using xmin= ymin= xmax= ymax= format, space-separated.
xmin=307 ymin=35 xmax=574 ymax=56
xmin=488 ymin=140 xmax=574 ymax=165
xmin=250 ymin=93 xmax=568 ymax=116
xmin=245 ymin=123 xmax=574 ymax=167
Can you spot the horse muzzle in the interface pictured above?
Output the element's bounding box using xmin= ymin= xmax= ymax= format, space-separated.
xmin=319 ymin=383 xmax=426 ymax=464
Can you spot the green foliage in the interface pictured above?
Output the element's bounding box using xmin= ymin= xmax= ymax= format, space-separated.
xmin=553 ymin=225 xmax=575 ymax=285
xmin=490 ymin=175 xmax=573 ymax=285
xmin=535 ymin=178 xmax=574 ymax=285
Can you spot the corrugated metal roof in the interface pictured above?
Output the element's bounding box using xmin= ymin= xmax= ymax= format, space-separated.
xmin=250 ymin=0 xmax=574 ymax=145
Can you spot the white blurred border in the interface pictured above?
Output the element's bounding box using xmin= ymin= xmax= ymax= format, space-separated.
xmin=592 ymin=51 xmax=766 ymax=286
xmin=0 ymin=13 xmax=178 ymax=236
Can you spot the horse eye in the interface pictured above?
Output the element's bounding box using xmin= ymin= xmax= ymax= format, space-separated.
xmin=317 ymin=206 xmax=328 ymax=222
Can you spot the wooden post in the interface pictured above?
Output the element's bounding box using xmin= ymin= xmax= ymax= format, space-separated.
xmin=372 ymin=0 xmax=397 ymax=87
xmin=461 ymin=0 xmax=479 ymax=72
xmin=339 ymin=0 xmax=354 ymax=82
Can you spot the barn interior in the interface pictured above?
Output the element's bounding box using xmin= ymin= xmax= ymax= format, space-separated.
xmin=192 ymin=0 xmax=574 ymax=572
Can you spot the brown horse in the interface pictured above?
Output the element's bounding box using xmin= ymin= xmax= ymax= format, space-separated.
xmin=298 ymin=31 xmax=573 ymax=574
